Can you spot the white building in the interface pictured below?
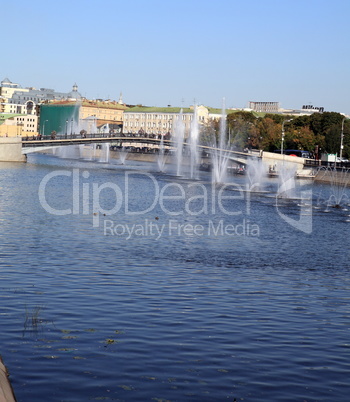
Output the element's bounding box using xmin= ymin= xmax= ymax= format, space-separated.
xmin=123 ymin=105 xmax=210 ymax=136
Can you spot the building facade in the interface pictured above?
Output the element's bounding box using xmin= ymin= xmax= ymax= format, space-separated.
xmin=80 ymin=100 xmax=127 ymax=132
xmin=0 ymin=113 xmax=38 ymax=137
xmin=0 ymin=77 xmax=74 ymax=115
xmin=123 ymin=105 xmax=210 ymax=136
xmin=249 ymin=101 xmax=280 ymax=113
xmin=39 ymin=99 xmax=128 ymax=136
xmin=0 ymin=78 xmax=86 ymax=136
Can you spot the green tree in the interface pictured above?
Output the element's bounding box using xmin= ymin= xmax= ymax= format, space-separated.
xmin=319 ymin=113 xmax=346 ymax=154
xmin=228 ymin=116 xmax=255 ymax=150
xmin=199 ymin=119 xmax=220 ymax=145
xmin=264 ymin=113 xmax=289 ymax=124
xmin=342 ymin=120 xmax=350 ymax=158
xmin=285 ymin=127 xmax=315 ymax=151
xmin=256 ymin=117 xmax=281 ymax=151
xmin=227 ymin=111 xmax=256 ymax=125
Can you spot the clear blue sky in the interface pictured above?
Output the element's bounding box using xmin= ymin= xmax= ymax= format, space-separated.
xmin=2 ymin=0 xmax=350 ymax=113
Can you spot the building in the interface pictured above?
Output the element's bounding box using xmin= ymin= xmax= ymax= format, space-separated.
xmin=249 ymin=101 xmax=280 ymax=113
xmin=80 ymin=99 xmax=127 ymax=132
xmin=39 ymin=99 xmax=128 ymax=137
xmin=123 ymin=105 xmax=210 ymax=136
xmin=0 ymin=78 xmax=22 ymax=105
xmin=0 ymin=113 xmax=38 ymax=137
xmin=0 ymin=78 xmax=128 ymax=137
xmin=279 ymin=105 xmax=325 ymax=116
xmin=0 ymin=77 xmax=73 ymax=115
xmin=0 ymin=78 xmax=86 ymax=137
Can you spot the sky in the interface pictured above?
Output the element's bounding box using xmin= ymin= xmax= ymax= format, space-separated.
xmin=2 ymin=0 xmax=350 ymax=114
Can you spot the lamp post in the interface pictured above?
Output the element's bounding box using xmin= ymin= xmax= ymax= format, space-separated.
xmin=42 ymin=120 xmax=48 ymax=137
xmin=229 ymin=119 xmax=237 ymax=146
xmin=281 ymin=119 xmax=292 ymax=155
xmin=340 ymin=117 xmax=345 ymax=162
xmin=65 ymin=119 xmax=68 ymax=139
xmin=70 ymin=118 xmax=73 ymax=136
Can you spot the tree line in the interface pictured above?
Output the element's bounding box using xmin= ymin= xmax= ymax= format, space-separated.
xmin=201 ymin=111 xmax=349 ymax=158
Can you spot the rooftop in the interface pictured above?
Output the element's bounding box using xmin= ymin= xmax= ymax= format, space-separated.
xmin=125 ymin=106 xmax=194 ymax=113
xmin=46 ymin=100 xmax=128 ymax=110
xmin=0 ymin=113 xmax=23 ymax=124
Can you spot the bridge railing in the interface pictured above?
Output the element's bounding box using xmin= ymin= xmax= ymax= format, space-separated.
xmin=22 ymin=132 xmax=167 ymax=141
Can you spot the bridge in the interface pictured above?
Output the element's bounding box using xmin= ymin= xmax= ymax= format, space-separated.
xmin=0 ymin=133 xmax=311 ymax=168
xmin=21 ymin=134 xmax=254 ymax=165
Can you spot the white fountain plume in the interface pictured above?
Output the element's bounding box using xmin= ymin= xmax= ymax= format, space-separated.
xmin=189 ymin=105 xmax=199 ymax=179
xmin=276 ymin=163 xmax=297 ymax=199
xmin=99 ymin=143 xmax=110 ymax=163
xmin=157 ymin=134 xmax=166 ymax=172
xmin=318 ymin=167 xmax=350 ymax=207
xmin=211 ymin=100 xmax=229 ymax=184
xmin=118 ymin=147 xmax=128 ymax=165
xmin=246 ymin=158 xmax=266 ymax=192
xmin=173 ymin=109 xmax=185 ymax=176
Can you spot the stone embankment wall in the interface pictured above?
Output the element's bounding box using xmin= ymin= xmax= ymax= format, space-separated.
xmin=0 ymin=138 xmax=26 ymax=162
xmin=262 ymin=151 xmax=305 ymax=169
xmin=314 ymin=169 xmax=350 ymax=187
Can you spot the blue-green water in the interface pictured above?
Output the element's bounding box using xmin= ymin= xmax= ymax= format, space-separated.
xmin=0 ymin=154 xmax=349 ymax=401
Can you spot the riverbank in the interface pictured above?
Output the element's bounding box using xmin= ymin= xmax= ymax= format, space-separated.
xmin=0 ymin=357 xmax=16 ymax=402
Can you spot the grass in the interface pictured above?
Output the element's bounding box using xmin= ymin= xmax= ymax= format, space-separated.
xmin=23 ymin=305 xmax=45 ymax=335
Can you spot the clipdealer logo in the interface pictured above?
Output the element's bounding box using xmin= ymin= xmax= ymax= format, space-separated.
xmin=103 ymin=218 xmax=260 ymax=240
xmin=38 ymin=168 xmax=312 ymax=236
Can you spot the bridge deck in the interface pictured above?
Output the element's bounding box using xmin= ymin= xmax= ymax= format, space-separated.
xmin=21 ymin=135 xmax=317 ymax=168
xmin=21 ymin=135 xmax=255 ymax=163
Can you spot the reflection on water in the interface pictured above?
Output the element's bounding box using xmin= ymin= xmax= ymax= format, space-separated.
xmin=0 ymin=154 xmax=349 ymax=401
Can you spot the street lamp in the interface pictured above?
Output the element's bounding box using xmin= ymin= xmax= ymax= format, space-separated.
xmin=281 ymin=119 xmax=292 ymax=155
xmin=42 ymin=120 xmax=48 ymax=137
xmin=70 ymin=118 xmax=73 ymax=136
xmin=231 ymin=119 xmax=237 ymax=144
xmin=340 ymin=117 xmax=345 ymax=161
xmin=65 ymin=119 xmax=68 ymax=139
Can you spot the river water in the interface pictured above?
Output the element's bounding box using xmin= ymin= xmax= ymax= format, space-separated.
xmin=0 ymin=153 xmax=349 ymax=401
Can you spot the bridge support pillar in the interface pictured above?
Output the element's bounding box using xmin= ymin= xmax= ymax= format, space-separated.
xmin=0 ymin=138 xmax=26 ymax=162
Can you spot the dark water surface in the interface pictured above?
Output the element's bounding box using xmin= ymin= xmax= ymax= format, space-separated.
xmin=0 ymin=154 xmax=349 ymax=401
